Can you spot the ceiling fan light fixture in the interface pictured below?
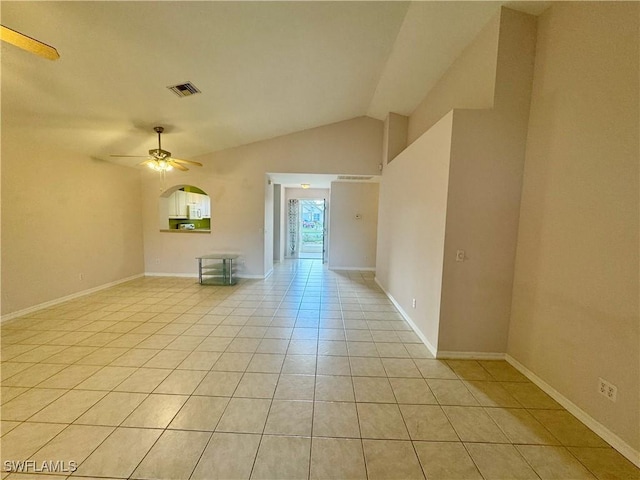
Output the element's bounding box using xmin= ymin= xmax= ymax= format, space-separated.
xmin=147 ymin=160 xmax=173 ymax=172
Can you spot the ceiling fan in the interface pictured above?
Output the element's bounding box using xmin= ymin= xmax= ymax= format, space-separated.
xmin=111 ymin=126 xmax=203 ymax=172
xmin=0 ymin=25 xmax=60 ymax=60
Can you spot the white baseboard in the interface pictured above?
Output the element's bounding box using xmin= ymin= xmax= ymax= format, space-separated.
xmin=374 ymin=277 xmax=438 ymax=357
xmin=330 ymin=266 xmax=376 ymax=272
xmin=1 ymin=273 xmax=145 ymax=324
xmin=438 ymin=351 xmax=506 ymax=360
xmin=144 ymin=272 xmax=198 ymax=278
xmin=506 ymin=354 xmax=640 ymax=468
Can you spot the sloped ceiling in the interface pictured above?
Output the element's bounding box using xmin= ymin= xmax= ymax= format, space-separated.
xmin=1 ymin=1 xmax=547 ymax=167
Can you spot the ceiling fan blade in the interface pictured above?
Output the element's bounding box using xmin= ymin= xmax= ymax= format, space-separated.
xmin=110 ymin=154 xmax=150 ymax=158
xmin=0 ymin=25 xmax=60 ymax=60
xmin=171 ymin=158 xmax=203 ymax=167
xmin=138 ymin=160 xmax=154 ymax=166
xmin=168 ymin=161 xmax=188 ymax=171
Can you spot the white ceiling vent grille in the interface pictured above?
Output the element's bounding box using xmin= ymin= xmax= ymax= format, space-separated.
xmin=337 ymin=176 xmax=373 ymax=181
xmin=167 ymin=82 xmax=201 ymax=98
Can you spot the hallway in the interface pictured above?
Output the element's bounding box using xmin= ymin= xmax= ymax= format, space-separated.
xmin=1 ymin=260 xmax=637 ymax=479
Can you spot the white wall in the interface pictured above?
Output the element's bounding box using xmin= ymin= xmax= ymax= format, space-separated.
xmin=508 ymin=2 xmax=639 ymax=453
xmin=1 ymin=126 xmax=145 ymax=316
xmin=329 ymin=182 xmax=379 ymax=270
xmin=376 ymin=112 xmax=454 ymax=351
xmin=141 ymin=116 xmax=382 ymax=277
xmin=273 ymin=184 xmax=282 ymax=262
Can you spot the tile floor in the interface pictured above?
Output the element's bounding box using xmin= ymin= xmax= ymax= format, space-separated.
xmin=1 ymin=260 xmax=638 ymax=479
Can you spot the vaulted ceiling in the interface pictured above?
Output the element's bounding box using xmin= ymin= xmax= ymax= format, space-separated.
xmin=1 ymin=1 xmax=548 ymax=168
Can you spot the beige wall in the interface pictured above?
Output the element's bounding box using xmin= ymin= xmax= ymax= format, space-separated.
xmin=508 ymin=2 xmax=639 ymax=452
xmin=1 ymin=126 xmax=145 ymax=316
xmin=329 ymin=182 xmax=379 ymax=270
xmin=142 ymin=117 xmax=382 ymax=277
xmin=376 ymin=112 xmax=454 ymax=351
xmin=407 ymin=11 xmax=499 ymax=144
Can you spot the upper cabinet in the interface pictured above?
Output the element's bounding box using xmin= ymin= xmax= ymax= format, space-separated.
xmin=168 ymin=190 xmax=189 ymax=218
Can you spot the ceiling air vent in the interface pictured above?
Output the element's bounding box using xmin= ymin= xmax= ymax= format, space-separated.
xmin=337 ymin=176 xmax=373 ymax=181
xmin=167 ymin=81 xmax=201 ymax=98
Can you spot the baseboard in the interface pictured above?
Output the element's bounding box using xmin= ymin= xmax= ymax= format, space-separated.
xmin=144 ymin=272 xmax=198 ymax=278
xmin=437 ymin=351 xmax=506 ymax=360
xmin=330 ymin=266 xmax=376 ymax=272
xmin=1 ymin=273 xmax=145 ymax=324
xmin=506 ymin=354 xmax=640 ymax=468
xmin=374 ymin=277 xmax=438 ymax=357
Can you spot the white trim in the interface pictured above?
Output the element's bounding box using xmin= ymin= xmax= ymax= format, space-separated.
xmin=330 ymin=266 xmax=376 ymax=272
xmin=437 ymin=351 xmax=505 ymax=360
xmin=506 ymin=354 xmax=640 ymax=468
xmin=1 ymin=273 xmax=145 ymax=324
xmin=144 ymin=272 xmax=198 ymax=278
xmin=262 ymin=268 xmax=274 ymax=280
xmin=236 ymin=274 xmax=268 ymax=279
xmin=374 ymin=277 xmax=438 ymax=357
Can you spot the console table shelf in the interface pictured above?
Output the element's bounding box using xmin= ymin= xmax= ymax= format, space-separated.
xmin=196 ymin=254 xmax=239 ymax=286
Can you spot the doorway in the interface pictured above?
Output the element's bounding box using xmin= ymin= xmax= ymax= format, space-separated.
xmin=297 ymin=199 xmax=326 ymax=260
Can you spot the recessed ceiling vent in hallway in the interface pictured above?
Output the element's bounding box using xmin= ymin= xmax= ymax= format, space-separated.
xmin=337 ymin=176 xmax=373 ymax=181
xmin=167 ymin=81 xmax=201 ymax=98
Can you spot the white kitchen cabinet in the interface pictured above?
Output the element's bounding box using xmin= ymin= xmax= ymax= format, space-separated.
xmin=168 ymin=190 xmax=188 ymax=218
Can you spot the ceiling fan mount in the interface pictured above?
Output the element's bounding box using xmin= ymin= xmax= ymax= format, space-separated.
xmin=111 ymin=126 xmax=202 ymax=172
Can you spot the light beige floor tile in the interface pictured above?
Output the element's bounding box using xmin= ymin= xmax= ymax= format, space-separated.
xmin=274 ymin=374 xmax=315 ymax=400
xmin=264 ymin=400 xmax=313 ymax=436
xmin=349 ymin=357 xmax=386 ymax=377
xmin=75 ymin=347 xmax=129 ymax=365
xmin=131 ymin=430 xmax=210 ymax=480
xmin=399 ymin=405 xmax=459 ymax=441
xmin=196 ymin=336 xmax=233 ymax=352
xmin=246 ymin=353 xmax=285 ymax=373
xmin=0 ymin=421 xmax=21 ymax=437
xmin=113 ymin=368 xmax=172 ymax=393
xmin=194 ymin=371 xmax=243 ymax=396
xmin=251 ymin=435 xmax=311 ymax=480
xmin=404 ymin=344 xmax=434 ymax=359
xmin=465 ymin=443 xmax=539 ymax=479
xmin=30 ymin=424 xmax=114 ymax=465
xmin=516 ymin=445 xmax=596 ymax=479
xmin=313 ymin=401 xmax=360 ymax=438
xmin=216 ymin=397 xmax=271 ymax=433
xmin=169 ymin=396 xmax=229 ymax=431
xmin=153 ymin=369 xmax=207 ymax=394
xmin=362 ymin=439 xmax=425 ymax=480
xmin=486 ymin=407 xmax=560 ymax=445
xmin=442 ymin=406 xmax=509 ymax=443
xmin=0 ymin=387 xmax=29 ymax=404
xmin=445 ymin=360 xmax=493 ymax=380
xmin=529 ymin=410 xmax=609 ymax=447
xmin=357 ymin=403 xmax=409 ymax=440
xmin=318 ymin=329 xmax=345 ymax=341
xmin=310 ymin=437 xmax=366 ymax=480
xmin=317 ymin=356 xmax=351 ymax=376
xmin=568 ymin=446 xmax=640 ymax=480
xmin=427 ymin=379 xmax=480 ymax=406
xmin=376 ymin=342 xmax=410 ymax=358
xmin=347 ymin=342 xmax=379 ymax=357
xmin=287 ymin=339 xmax=318 ymax=355
xmin=464 ymin=380 xmax=522 ymax=407
xmin=353 ymin=376 xmax=396 ymax=403
xmin=10 ymin=345 xmax=67 ymax=363
xmin=143 ymin=349 xmax=189 ymax=369
xmin=414 ymin=359 xmax=458 ymax=379
xmin=501 ymin=382 xmax=563 ymax=409
xmin=1 ymin=363 xmax=36 ymax=381
xmin=191 ymin=432 xmax=261 ymax=480
xmin=121 ymin=394 xmax=188 ymax=428
xmin=389 ymin=378 xmax=437 ymax=404
xmin=315 ymin=375 xmax=354 ymax=402
xmin=256 ymin=339 xmax=289 ymax=354
xmin=234 ymin=373 xmax=279 ymax=398
xmin=0 ymin=422 xmax=67 ymax=462
xmin=3 ymin=363 xmax=66 ymax=387
xmin=73 ymin=427 xmax=162 ymax=478
xmin=479 ymin=360 xmax=529 ymax=382
xmin=176 ymin=351 xmax=221 ymax=370
xmin=75 ymin=366 xmax=137 ymax=390
xmin=75 ymin=391 xmax=148 ymax=426
xmin=414 ymin=441 xmax=482 ymax=479
xmin=36 ymin=364 xmax=101 ymax=388
xmin=318 ymin=340 xmax=348 ymax=356
xmin=382 ymin=358 xmax=421 ymax=378
xmin=282 ymin=355 xmax=317 ymax=374
xmin=29 ymin=389 xmax=107 ymax=423
xmin=1 ymin=388 xmax=66 ymax=421
xmin=226 ymin=337 xmax=261 ymax=353
xmin=211 ymin=352 xmax=253 ymax=372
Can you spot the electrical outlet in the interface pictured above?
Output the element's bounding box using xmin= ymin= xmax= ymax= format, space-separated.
xmin=456 ymin=250 xmax=465 ymax=262
xmin=78 ymin=273 xmax=84 ymax=280
xmin=598 ymin=377 xmax=618 ymax=402
xmin=412 ymin=298 xmax=416 ymax=308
